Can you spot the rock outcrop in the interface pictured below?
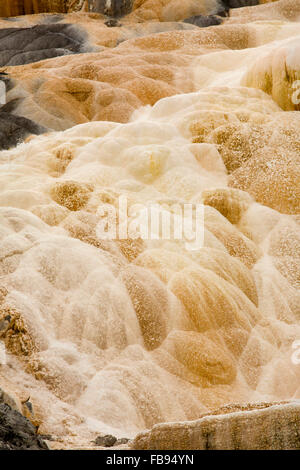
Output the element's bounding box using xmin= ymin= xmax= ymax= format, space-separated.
xmin=0 ymin=24 xmax=93 ymax=67
xmin=0 ymin=402 xmax=48 ymax=450
xmin=133 ymin=402 xmax=300 ymax=450
xmin=0 ymin=101 xmax=47 ymax=150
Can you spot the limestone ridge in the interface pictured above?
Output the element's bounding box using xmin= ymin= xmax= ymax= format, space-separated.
xmin=133 ymin=402 xmax=300 ymax=450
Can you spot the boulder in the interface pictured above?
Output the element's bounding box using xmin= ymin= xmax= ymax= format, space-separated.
xmin=93 ymin=434 xmax=117 ymax=447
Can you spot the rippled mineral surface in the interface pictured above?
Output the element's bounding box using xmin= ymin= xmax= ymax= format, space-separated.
xmin=0 ymin=0 xmax=299 ymax=450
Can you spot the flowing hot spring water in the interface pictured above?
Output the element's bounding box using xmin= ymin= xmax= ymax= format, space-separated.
xmin=0 ymin=0 xmax=299 ymax=449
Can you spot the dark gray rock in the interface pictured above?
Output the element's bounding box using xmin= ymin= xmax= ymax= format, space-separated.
xmin=93 ymin=434 xmax=118 ymax=447
xmin=0 ymin=109 xmax=47 ymax=150
xmin=0 ymin=23 xmax=92 ymax=67
xmin=183 ymin=15 xmax=223 ymax=27
xmin=88 ymin=0 xmax=133 ymax=18
xmin=221 ymin=0 xmax=259 ymax=9
xmin=0 ymin=403 xmax=48 ymax=450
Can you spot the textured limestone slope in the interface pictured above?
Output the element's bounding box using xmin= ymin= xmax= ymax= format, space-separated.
xmin=3 ymin=18 xmax=300 ymax=131
xmin=0 ymin=88 xmax=299 ymax=440
xmin=0 ymin=0 xmax=299 ymax=448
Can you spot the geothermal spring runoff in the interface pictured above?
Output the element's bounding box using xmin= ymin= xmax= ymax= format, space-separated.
xmin=0 ymin=0 xmax=299 ymax=452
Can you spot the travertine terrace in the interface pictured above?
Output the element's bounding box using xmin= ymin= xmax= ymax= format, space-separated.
xmin=0 ymin=0 xmax=299 ymax=450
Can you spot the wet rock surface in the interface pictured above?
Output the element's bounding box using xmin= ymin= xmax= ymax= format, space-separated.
xmin=0 ymin=402 xmax=48 ymax=450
